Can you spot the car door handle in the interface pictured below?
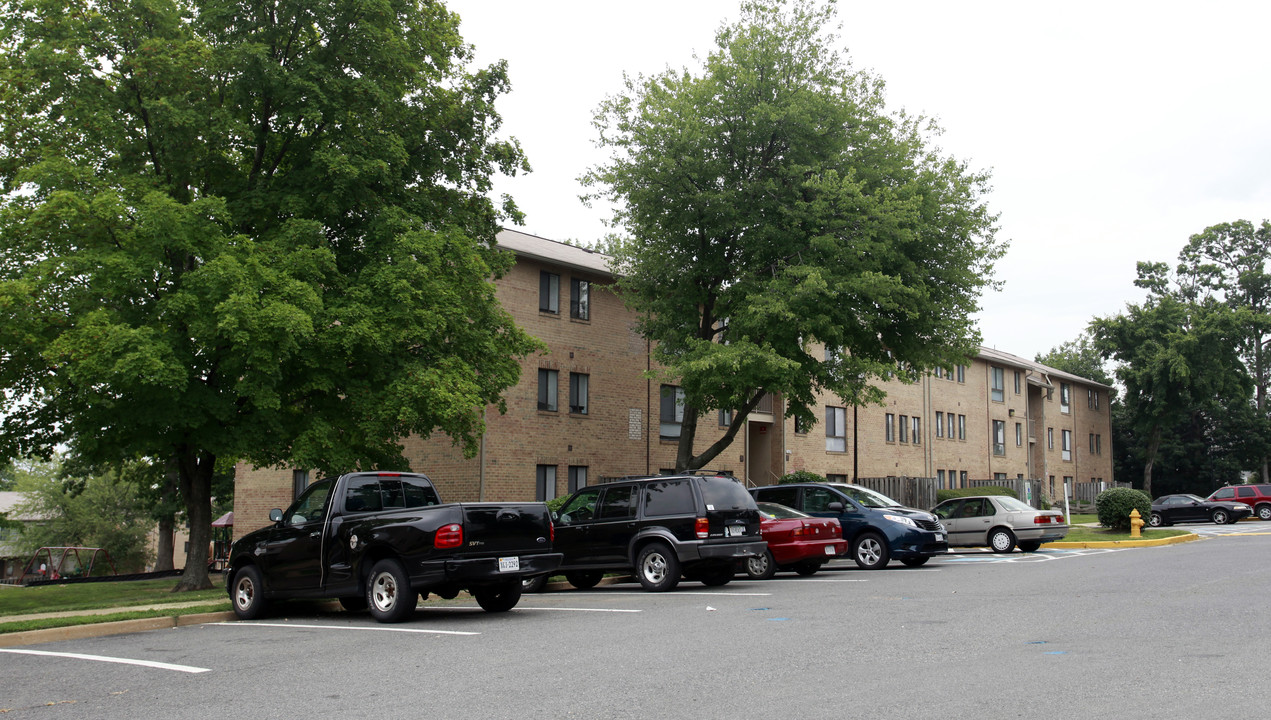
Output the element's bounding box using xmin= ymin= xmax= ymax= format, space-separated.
xmin=310 ymin=531 xmax=321 ymax=538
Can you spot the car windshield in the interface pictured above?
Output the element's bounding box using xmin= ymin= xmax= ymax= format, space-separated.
xmin=836 ymin=485 xmax=902 ymax=509
xmin=757 ymin=502 xmax=808 ymax=520
xmin=1180 ymin=494 xmax=1205 ymax=503
xmin=993 ymin=496 xmax=1035 ymax=513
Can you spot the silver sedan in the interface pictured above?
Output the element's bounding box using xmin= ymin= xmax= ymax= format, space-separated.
xmin=930 ymin=495 xmax=1069 ymax=553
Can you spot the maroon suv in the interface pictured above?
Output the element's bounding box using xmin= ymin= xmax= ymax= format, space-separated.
xmin=1206 ymin=484 xmax=1271 ymax=521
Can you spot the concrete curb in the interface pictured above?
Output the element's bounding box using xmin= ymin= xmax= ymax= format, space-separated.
xmin=0 ymin=611 xmax=235 ymax=648
xmin=1044 ymin=532 xmax=1200 ymax=549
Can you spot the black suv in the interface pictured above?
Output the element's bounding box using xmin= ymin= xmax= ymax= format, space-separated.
xmin=751 ymin=483 xmax=947 ymax=569
xmin=529 ymin=473 xmax=765 ymax=592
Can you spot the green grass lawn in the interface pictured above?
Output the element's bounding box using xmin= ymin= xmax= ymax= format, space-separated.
xmin=0 ymin=577 xmax=227 ymax=616
xmin=1060 ymin=525 xmax=1191 ymax=542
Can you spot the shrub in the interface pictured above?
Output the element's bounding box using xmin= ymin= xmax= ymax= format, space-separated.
xmin=545 ymin=496 xmax=568 ymax=514
xmin=779 ymin=470 xmax=826 ymax=485
xmin=1095 ymin=487 xmax=1152 ymax=530
xmin=935 ymin=486 xmax=1017 ymax=504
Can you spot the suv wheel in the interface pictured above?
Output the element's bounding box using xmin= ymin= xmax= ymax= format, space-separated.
xmin=1258 ymin=504 xmax=1271 ymax=521
xmin=851 ymin=532 xmax=890 ymax=570
xmin=636 ymin=542 xmax=681 ymax=592
xmin=698 ymin=565 xmax=733 ymax=587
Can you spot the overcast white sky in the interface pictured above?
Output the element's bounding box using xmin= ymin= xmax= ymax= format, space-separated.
xmin=447 ymin=0 xmax=1271 ymax=360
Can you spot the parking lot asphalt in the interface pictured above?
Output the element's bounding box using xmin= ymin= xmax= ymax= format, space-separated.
xmin=0 ymin=529 xmax=1214 ymax=648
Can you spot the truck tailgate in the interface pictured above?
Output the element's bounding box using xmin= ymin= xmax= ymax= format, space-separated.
xmin=457 ymin=503 xmax=554 ymax=556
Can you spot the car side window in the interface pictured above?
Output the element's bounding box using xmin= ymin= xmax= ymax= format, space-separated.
xmin=933 ymin=500 xmax=961 ymax=520
xmin=286 ymin=481 xmax=332 ymax=525
xmin=558 ymin=487 xmax=601 ymax=524
xmin=964 ymin=499 xmax=988 ymax=517
xmin=643 ymin=480 xmax=694 ymax=517
xmin=344 ymin=478 xmax=384 ymax=513
xmin=804 ymin=487 xmax=840 ymax=513
xmin=597 ymin=486 xmax=637 ymax=520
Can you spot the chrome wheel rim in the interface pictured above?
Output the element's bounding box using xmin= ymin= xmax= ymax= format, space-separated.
xmin=1149 ymin=513 xmax=1162 ymax=527
xmin=641 ymin=552 xmax=668 ymax=583
xmin=1214 ymin=511 xmax=1228 ymax=524
xmin=234 ymin=576 xmax=254 ymax=611
xmin=857 ymin=538 xmax=882 ymax=565
xmin=371 ymin=571 xmax=399 ymax=613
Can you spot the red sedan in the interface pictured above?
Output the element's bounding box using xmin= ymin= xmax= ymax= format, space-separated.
xmin=743 ymin=502 xmax=847 ymax=579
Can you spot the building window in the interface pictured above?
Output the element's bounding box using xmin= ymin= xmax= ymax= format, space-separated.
xmin=991 ymin=367 xmax=1005 ymax=402
xmin=1089 ymin=389 xmax=1100 ymax=410
xmin=1047 ymin=427 xmax=1054 ymax=450
xmin=570 ymin=278 xmax=590 ymax=320
xmin=536 ymin=465 xmax=557 ymax=501
xmin=1060 ymin=382 xmax=1071 ymax=414
xmin=1014 ymin=370 xmax=1021 ymax=394
xmin=1062 ymin=429 xmax=1072 ymax=461
xmin=992 ymin=420 xmax=1006 ymax=456
xmin=958 ymin=414 xmax=966 ymax=440
xmin=934 ymin=367 xmax=944 ymax=379
xmin=538 ymin=369 xmax=558 ymax=411
xmin=911 ymin=416 xmax=921 ymax=445
xmin=957 ymin=365 xmax=966 ymax=383
xmin=569 ymin=372 xmax=589 ymax=414
xmin=948 ymin=413 xmax=956 ymax=440
xmin=937 ymin=469 xmax=946 ymax=489
xmin=898 ymin=415 xmax=908 ymax=443
xmin=292 ymin=469 xmax=310 ymax=500
xmin=795 ymin=415 xmax=809 ymax=434
xmin=960 ymin=470 xmax=968 ymax=486
xmin=719 ymin=409 xmax=732 ymax=427
xmin=935 ymin=411 xmax=945 ymax=438
xmin=885 ymin=413 xmax=896 ymax=443
xmin=539 ymin=271 xmax=559 ymax=314
xmin=827 ymin=473 xmax=848 ymax=483
xmin=1015 ymin=422 xmax=1023 ymax=447
xmin=568 ymin=466 xmax=587 ymax=493
xmin=660 ymin=385 xmax=685 ymax=439
xmin=826 ymin=406 xmax=847 ymax=452
xmin=993 ymin=472 xmax=1008 ymax=481
xmin=1096 ymin=434 xmax=1102 ymax=454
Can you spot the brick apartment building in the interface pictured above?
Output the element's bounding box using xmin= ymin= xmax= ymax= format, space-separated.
xmin=232 ymin=229 xmax=1114 ymax=536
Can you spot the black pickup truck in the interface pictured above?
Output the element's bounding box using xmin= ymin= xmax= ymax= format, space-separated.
xmin=226 ymin=471 xmax=561 ymax=623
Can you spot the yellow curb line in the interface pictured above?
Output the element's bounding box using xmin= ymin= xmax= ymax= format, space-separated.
xmin=1044 ymin=533 xmax=1200 ymax=549
xmin=0 ymin=611 xmax=236 ymax=648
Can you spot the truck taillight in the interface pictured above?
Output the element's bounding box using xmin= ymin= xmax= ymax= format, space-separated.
xmin=696 ymin=517 xmax=710 ymax=539
xmin=435 ymin=523 xmax=463 ymax=549
xmin=550 ymin=521 xmax=555 ymax=543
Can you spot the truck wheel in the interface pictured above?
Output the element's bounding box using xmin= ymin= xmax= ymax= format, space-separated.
xmin=231 ymin=565 xmax=269 ymax=620
xmin=636 ymin=542 xmax=681 ymax=592
xmin=564 ymin=571 xmax=604 ymax=589
xmin=366 ymin=558 xmax=415 ymax=623
xmin=851 ymin=532 xmax=890 ymax=570
xmin=474 ymin=581 xmax=523 ymax=613
xmin=698 ymin=565 xmax=733 ymax=586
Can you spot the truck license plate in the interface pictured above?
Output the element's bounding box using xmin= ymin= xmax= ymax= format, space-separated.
xmin=498 ymin=556 xmax=520 ymax=572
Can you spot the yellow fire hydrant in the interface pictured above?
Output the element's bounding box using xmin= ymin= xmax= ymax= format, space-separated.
xmin=1129 ymin=508 xmax=1144 ymax=538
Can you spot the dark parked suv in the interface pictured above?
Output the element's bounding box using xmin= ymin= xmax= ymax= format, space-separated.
xmin=530 ymin=473 xmax=766 ymax=592
xmin=1206 ymin=484 xmax=1271 ymax=521
xmin=751 ymin=483 xmax=947 ymax=569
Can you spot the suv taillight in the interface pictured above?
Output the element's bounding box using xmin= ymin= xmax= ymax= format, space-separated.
xmin=695 ymin=517 xmax=710 ymax=539
xmin=435 ymin=523 xmax=463 ymax=549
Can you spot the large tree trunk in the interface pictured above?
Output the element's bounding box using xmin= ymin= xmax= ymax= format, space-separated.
xmin=154 ymin=514 xmax=175 ymax=572
xmin=1142 ymin=425 xmax=1162 ymax=498
xmin=172 ymin=448 xmax=215 ymax=592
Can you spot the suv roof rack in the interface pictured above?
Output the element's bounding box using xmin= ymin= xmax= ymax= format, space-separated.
xmin=596 ymin=469 xmax=736 ymax=484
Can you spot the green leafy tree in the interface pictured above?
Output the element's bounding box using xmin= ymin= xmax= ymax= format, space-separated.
xmin=1090 ymin=263 xmax=1250 ymax=497
xmin=584 ymin=0 xmax=1002 ymax=471
xmin=1175 ymin=220 xmax=1271 ymax=481
xmin=11 ymin=458 xmax=153 ymax=573
xmin=0 ymin=0 xmax=540 ymax=590
xmin=1036 ymin=335 xmax=1115 ymax=389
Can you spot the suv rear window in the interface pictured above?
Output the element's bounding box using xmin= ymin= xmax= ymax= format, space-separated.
xmin=698 ymin=476 xmax=752 ymax=510
xmin=642 ymin=480 xmax=695 ymax=517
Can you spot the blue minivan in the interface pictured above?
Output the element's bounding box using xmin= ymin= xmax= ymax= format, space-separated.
xmin=750 ymin=483 xmax=947 ymax=569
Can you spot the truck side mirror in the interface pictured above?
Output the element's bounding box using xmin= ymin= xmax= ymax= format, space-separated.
xmin=269 ymin=508 xmax=283 ymax=523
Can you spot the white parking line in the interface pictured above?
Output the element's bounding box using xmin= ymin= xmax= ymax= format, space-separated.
xmin=416 ymin=606 xmax=642 ymax=613
xmin=0 ymin=648 xmax=210 ymax=674
xmin=212 ymin=622 xmax=479 ymax=635
xmin=585 ymin=591 xmax=773 ymax=597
